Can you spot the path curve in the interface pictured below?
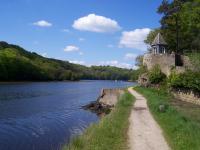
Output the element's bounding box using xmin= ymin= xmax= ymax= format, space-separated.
xmin=128 ymin=87 xmax=170 ymax=150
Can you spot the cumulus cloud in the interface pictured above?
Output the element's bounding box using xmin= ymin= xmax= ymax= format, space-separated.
xmin=62 ymin=29 xmax=70 ymax=32
xmin=41 ymin=53 xmax=47 ymax=57
xmin=119 ymin=28 xmax=151 ymax=51
xmin=79 ymin=52 xmax=84 ymax=55
xmin=79 ymin=38 xmax=85 ymax=41
xmin=68 ymin=59 xmax=138 ymax=69
xmin=64 ymin=45 xmax=80 ymax=52
xmin=98 ymin=60 xmax=135 ymax=69
xmin=33 ymin=20 xmax=52 ymax=27
xmin=33 ymin=41 xmax=39 ymax=45
xmin=69 ymin=60 xmax=85 ymax=65
xmin=107 ymin=44 xmax=114 ymax=48
xmin=124 ymin=53 xmax=137 ymax=61
xmin=73 ymin=14 xmax=121 ymax=33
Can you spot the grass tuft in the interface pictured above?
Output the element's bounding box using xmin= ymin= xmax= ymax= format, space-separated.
xmin=63 ymin=90 xmax=135 ymax=150
xmin=135 ymin=86 xmax=200 ymax=150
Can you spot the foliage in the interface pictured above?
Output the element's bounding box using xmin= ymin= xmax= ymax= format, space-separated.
xmin=148 ymin=65 xmax=166 ymax=84
xmin=135 ymin=86 xmax=200 ymax=150
xmin=168 ymin=70 xmax=200 ymax=92
xmin=144 ymin=29 xmax=161 ymax=45
xmin=0 ymin=41 xmax=137 ymax=81
xmin=145 ymin=0 xmax=200 ymax=53
xmin=64 ymin=91 xmax=135 ymax=150
xmin=186 ymin=53 xmax=200 ymax=71
xmin=135 ymin=55 xmax=147 ymax=77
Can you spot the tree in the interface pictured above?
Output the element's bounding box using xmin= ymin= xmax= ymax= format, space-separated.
xmin=144 ymin=29 xmax=161 ymax=45
xmin=156 ymin=0 xmax=200 ymax=53
xmin=135 ymin=55 xmax=147 ymax=77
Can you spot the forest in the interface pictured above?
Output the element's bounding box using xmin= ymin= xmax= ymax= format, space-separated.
xmin=0 ymin=41 xmax=137 ymax=81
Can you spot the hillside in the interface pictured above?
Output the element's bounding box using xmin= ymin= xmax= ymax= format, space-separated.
xmin=0 ymin=41 xmax=136 ymax=81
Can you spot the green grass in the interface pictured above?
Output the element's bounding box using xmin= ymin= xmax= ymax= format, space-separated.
xmin=63 ymin=91 xmax=135 ymax=150
xmin=134 ymin=86 xmax=200 ymax=150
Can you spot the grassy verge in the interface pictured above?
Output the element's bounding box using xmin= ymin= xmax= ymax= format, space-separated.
xmin=63 ymin=90 xmax=135 ymax=150
xmin=134 ymin=86 xmax=200 ymax=150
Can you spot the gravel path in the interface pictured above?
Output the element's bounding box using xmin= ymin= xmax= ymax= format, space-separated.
xmin=128 ymin=87 xmax=170 ymax=150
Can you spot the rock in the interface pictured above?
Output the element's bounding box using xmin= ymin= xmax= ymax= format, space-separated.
xmin=159 ymin=104 xmax=166 ymax=112
xmin=98 ymin=89 xmax=124 ymax=106
xmin=82 ymin=88 xmax=123 ymax=116
xmin=138 ymin=73 xmax=150 ymax=87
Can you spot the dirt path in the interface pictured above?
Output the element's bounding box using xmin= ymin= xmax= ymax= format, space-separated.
xmin=128 ymin=87 xmax=170 ymax=150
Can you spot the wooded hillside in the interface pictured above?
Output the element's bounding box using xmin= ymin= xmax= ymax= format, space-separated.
xmin=0 ymin=41 xmax=137 ymax=81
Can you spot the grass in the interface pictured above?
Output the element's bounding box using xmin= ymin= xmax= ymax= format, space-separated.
xmin=63 ymin=90 xmax=135 ymax=150
xmin=134 ymin=86 xmax=200 ymax=150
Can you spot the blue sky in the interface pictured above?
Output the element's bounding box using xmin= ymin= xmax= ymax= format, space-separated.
xmin=0 ymin=0 xmax=162 ymax=69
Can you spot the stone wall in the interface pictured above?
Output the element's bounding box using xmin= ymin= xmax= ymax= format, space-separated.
xmin=143 ymin=53 xmax=175 ymax=76
xmin=98 ymin=89 xmax=124 ymax=107
xmin=172 ymin=90 xmax=200 ymax=105
xmin=143 ymin=53 xmax=192 ymax=76
xmin=181 ymin=55 xmax=193 ymax=70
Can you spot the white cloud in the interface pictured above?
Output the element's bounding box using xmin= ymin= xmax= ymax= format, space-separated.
xmin=98 ymin=60 xmax=134 ymax=69
xmin=68 ymin=59 xmax=138 ymax=69
xmin=119 ymin=28 xmax=151 ymax=51
xmin=33 ymin=41 xmax=39 ymax=45
xmin=64 ymin=45 xmax=80 ymax=52
xmin=69 ymin=60 xmax=85 ymax=65
xmin=63 ymin=29 xmax=70 ymax=32
xmin=79 ymin=52 xmax=84 ymax=55
xmin=79 ymin=38 xmax=85 ymax=41
xmin=33 ymin=20 xmax=52 ymax=27
xmin=41 ymin=53 xmax=47 ymax=57
xmin=73 ymin=14 xmax=121 ymax=33
xmin=124 ymin=53 xmax=137 ymax=61
xmin=107 ymin=44 xmax=114 ymax=48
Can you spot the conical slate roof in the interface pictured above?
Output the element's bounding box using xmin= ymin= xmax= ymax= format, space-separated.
xmin=151 ymin=33 xmax=167 ymax=46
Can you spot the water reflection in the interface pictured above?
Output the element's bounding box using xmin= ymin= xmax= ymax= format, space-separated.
xmin=0 ymin=80 xmax=135 ymax=150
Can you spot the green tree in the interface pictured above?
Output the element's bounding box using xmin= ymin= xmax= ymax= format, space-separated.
xmin=157 ymin=0 xmax=200 ymax=53
xmin=144 ymin=29 xmax=161 ymax=45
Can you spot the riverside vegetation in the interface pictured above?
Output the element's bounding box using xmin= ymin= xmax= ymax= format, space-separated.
xmin=135 ymin=54 xmax=200 ymax=150
xmin=133 ymin=1 xmax=200 ymax=149
xmin=64 ymin=91 xmax=135 ymax=150
xmin=135 ymin=87 xmax=200 ymax=150
xmin=0 ymin=41 xmax=139 ymax=81
xmin=141 ymin=0 xmax=200 ymax=90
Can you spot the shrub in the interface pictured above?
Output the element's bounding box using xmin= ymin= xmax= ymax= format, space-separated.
xmin=187 ymin=53 xmax=200 ymax=71
xmin=148 ymin=65 xmax=166 ymax=84
xmin=168 ymin=71 xmax=200 ymax=92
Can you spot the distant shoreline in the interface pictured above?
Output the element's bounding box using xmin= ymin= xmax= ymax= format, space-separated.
xmin=0 ymin=80 xmax=134 ymax=84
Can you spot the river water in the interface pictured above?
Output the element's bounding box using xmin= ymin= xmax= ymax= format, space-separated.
xmin=0 ymin=80 xmax=135 ymax=150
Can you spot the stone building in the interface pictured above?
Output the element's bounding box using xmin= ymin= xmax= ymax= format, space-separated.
xmin=143 ymin=33 xmax=191 ymax=76
xmin=151 ymin=33 xmax=168 ymax=54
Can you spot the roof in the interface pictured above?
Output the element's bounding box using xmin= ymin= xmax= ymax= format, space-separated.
xmin=151 ymin=33 xmax=167 ymax=46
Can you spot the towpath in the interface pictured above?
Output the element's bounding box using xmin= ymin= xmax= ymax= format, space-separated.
xmin=128 ymin=87 xmax=170 ymax=150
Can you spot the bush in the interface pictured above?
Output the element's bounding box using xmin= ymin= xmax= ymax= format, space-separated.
xmin=168 ymin=71 xmax=200 ymax=92
xmin=148 ymin=65 xmax=166 ymax=84
xmin=186 ymin=53 xmax=200 ymax=71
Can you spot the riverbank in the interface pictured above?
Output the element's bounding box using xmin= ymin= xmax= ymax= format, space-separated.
xmin=83 ymin=88 xmax=124 ymax=116
xmin=63 ymin=90 xmax=135 ymax=150
xmin=134 ymin=86 xmax=200 ymax=150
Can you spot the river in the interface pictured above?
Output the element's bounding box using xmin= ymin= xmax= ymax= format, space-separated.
xmin=0 ymin=80 xmax=135 ymax=150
